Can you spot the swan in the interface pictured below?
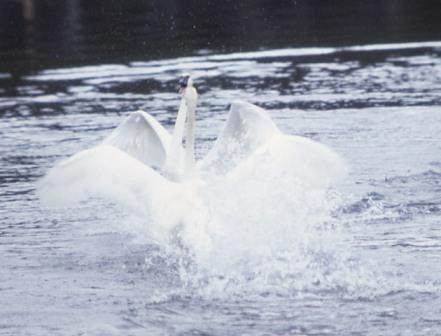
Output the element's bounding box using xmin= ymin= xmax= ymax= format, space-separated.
xmin=38 ymin=75 xmax=344 ymax=223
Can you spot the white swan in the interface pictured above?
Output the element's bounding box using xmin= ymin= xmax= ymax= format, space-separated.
xmin=38 ymin=75 xmax=344 ymax=220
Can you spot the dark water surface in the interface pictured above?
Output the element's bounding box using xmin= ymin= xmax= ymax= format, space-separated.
xmin=1 ymin=1 xmax=441 ymax=335
xmin=2 ymin=0 xmax=441 ymax=73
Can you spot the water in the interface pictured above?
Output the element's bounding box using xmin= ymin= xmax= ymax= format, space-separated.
xmin=2 ymin=2 xmax=441 ymax=335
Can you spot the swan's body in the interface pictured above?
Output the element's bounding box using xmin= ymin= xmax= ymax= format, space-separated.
xmin=38 ymin=76 xmax=344 ymax=250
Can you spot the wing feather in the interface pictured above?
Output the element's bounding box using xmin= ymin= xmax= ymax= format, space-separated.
xmin=198 ymin=101 xmax=280 ymax=175
xmin=103 ymin=110 xmax=172 ymax=169
xmin=37 ymin=145 xmax=178 ymax=217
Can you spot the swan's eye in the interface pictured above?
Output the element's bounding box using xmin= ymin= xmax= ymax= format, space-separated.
xmin=179 ymin=76 xmax=189 ymax=88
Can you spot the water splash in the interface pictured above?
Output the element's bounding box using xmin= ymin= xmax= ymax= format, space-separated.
xmin=37 ymin=124 xmax=361 ymax=299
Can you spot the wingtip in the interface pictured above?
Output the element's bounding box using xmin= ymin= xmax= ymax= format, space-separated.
xmin=230 ymin=100 xmax=254 ymax=109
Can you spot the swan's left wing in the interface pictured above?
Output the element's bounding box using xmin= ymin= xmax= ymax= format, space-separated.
xmin=226 ymin=134 xmax=346 ymax=189
xmin=198 ymin=101 xmax=280 ymax=175
xmin=103 ymin=110 xmax=171 ymax=169
xmin=37 ymin=145 xmax=178 ymax=217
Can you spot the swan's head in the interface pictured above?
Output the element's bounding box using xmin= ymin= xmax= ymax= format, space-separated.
xmin=179 ymin=75 xmax=198 ymax=105
xmin=179 ymin=75 xmax=194 ymax=93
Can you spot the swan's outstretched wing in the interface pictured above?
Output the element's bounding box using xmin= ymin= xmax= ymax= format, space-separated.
xmin=103 ymin=110 xmax=172 ymax=169
xmin=37 ymin=145 xmax=178 ymax=217
xmin=198 ymin=101 xmax=280 ymax=175
xmin=227 ymin=134 xmax=346 ymax=189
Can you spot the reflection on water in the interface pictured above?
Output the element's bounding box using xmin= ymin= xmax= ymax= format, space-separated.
xmin=2 ymin=42 xmax=441 ymax=119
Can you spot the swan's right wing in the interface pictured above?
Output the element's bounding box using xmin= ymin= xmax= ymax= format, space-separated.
xmin=103 ymin=110 xmax=172 ymax=169
xmin=37 ymin=145 xmax=178 ymax=217
xmin=198 ymin=101 xmax=281 ymax=175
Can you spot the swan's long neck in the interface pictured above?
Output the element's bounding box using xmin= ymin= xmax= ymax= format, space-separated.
xmin=184 ymin=87 xmax=197 ymax=176
xmin=165 ymin=86 xmax=197 ymax=179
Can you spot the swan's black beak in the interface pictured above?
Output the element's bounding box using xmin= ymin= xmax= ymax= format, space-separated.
xmin=178 ymin=76 xmax=188 ymax=88
xmin=178 ymin=75 xmax=189 ymax=94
